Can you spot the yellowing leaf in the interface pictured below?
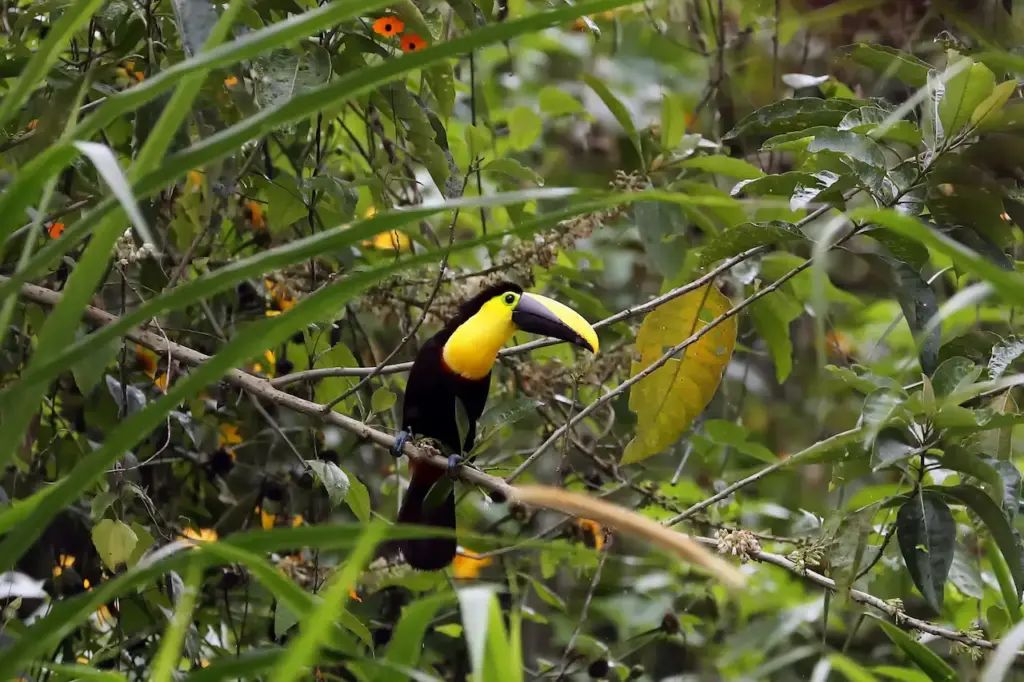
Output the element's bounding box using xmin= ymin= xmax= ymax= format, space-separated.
xmin=623 ymin=285 xmax=736 ymax=464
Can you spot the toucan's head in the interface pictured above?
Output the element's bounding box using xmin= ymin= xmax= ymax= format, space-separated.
xmin=442 ymin=282 xmax=599 ymax=380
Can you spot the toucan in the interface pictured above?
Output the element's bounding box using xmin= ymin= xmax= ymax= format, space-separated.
xmin=391 ymin=282 xmax=599 ymax=570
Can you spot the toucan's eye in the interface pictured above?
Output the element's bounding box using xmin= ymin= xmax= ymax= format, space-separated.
xmin=504 ymin=294 xmax=515 ymax=305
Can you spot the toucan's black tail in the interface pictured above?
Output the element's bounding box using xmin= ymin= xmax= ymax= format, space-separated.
xmin=395 ymin=463 xmax=457 ymax=571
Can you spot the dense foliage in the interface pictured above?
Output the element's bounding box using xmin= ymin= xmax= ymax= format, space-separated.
xmin=7 ymin=0 xmax=1024 ymax=680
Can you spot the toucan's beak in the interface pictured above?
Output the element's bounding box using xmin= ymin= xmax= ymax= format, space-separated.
xmin=511 ymin=293 xmax=599 ymax=353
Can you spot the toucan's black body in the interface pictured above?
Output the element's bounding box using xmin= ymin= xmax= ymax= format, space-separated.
xmin=393 ymin=281 xmax=597 ymax=571
xmin=395 ymin=284 xmax=523 ymax=570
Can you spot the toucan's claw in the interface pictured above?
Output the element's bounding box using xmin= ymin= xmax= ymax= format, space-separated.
xmin=392 ymin=430 xmax=410 ymax=458
xmin=446 ymin=455 xmax=464 ymax=479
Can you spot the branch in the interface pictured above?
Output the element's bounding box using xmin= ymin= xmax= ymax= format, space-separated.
xmin=693 ymin=537 xmax=1011 ymax=655
xmin=12 ymin=279 xmax=1006 ymax=654
xmin=268 ymin=244 xmax=768 ymax=388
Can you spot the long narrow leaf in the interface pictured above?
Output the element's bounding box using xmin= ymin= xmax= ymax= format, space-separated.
xmin=0 ymin=190 xmax=604 ymax=412
xmin=269 ymin=521 xmax=385 ymax=682
xmin=151 ymin=561 xmax=202 ymax=682
xmin=0 ymin=0 xmax=106 ymax=130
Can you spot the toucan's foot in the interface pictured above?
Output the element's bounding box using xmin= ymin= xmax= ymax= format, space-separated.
xmin=446 ymin=455 xmax=464 ymax=479
xmin=391 ymin=430 xmax=410 ymax=458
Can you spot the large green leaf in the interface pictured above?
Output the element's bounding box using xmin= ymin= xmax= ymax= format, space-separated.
xmin=836 ymin=44 xmax=930 ymax=87
xmin=724 ymin=98 xmax=859 ymax=140
xmin=698 ymin=221 xmax=804 ymax=268
xmin=870 ymin=616 xmax=957 ymax=682
xmin=895 ymin=491 xmax=955 ymax=613
xmin=939 ymin=56 xmax=996 ymax=136
xmin=932 ymin=485 xmax=1024 ymax=600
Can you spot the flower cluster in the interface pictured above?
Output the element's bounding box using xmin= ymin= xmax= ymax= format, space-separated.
xmin=115 ymin=229 xmax=156 ymax=267
xmin=714 ymin=528 xmax=760 ymax=562
xmin=372 ymin=15 xmax=427 ymax=53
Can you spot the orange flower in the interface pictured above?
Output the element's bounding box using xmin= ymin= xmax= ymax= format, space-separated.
xmin=187 ymin=170 xmax=202 ymax=189
xmin=135 ymin=344 xmax=158 ymax=378
xmin=224 ymin=75 xmax=239 ymax=87
xmin=453 ymin=548 xmax=492 ymax=579
xmin=373 ymin=16 xmax=404 ymax=37
xmin=826 ymin=329 xmax=853 ymax=358
xmin=252 ymin=349 xmax=276 ymax=376
xmin=48 ymin=222 xmax=65 ymax=239
xmin=349 ymin=588 xmax=362 ymax=602
xmin=578 ymin=518 xmax=604 ymax=551
xmin=401 ymin=34 xmax=427 ymax=52
xmin=27 ymin=119 xmax=37 ymax=130
xmin=244 ymin=201 xmax=266 ymax=230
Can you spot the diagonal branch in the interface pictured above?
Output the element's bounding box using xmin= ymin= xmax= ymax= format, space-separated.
xmin=8 ymin=277 xmax=1011 ymax=655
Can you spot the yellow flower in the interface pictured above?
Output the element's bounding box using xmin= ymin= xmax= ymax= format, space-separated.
xmin=362 ymin=230 xmax=412 ymax=251
xmin=292 ymin=514 xmax=305 ymax=527
xmin=219 ymin=423 xmax=243 ymax=447
xmin=453 ymin=548 xmax=492 ymax=579
xmin=259 ymin=507 xmax=277 ymax=530
xmin=153 ymin=372 xmax=169 ymax=392
xmin=53 ymin=554 xmax=76 ymax=578
xmin=578 ymin=518 xmax=604 ymax=550
xmin=224 ymin=75 xmax=239 ymax=87
xmin=180 ymin=527 xmax=218 ymax=544
xmin=187 ymin=170 xmax=202 ymax=190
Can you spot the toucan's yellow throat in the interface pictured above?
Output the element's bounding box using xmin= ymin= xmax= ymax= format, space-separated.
xmin=442 ymin=290 xmax=599 ymax=380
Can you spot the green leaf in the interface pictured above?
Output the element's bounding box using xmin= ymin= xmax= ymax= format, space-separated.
xmin=850 ymin=207 xmax=1024 ymax=307
xmin=268 ymin=522 xmax=385 ymax=682
xmin=987 ymin=541 xmax=1023 ymax=625
xmin=830 ymin=653 xmax=882 ymax=682
xmin=538 ymin=87 xmax=583 ymax=117
xmin=371 ymin=386 xmax=397 ymax=413
xmin=870 ymin=616 xmax=957 ymax=682
xmin=932 ymin=484 xmax=1024 ymax=600
xmin=698 ymin=221 xmax=804 ymax=268
xmin=895 ymin=491 xmax=955 ymax=612
xmin=0 ymin=0 xmax=106 ymax=131
xmin=583 ymin=73 xmax=641 ymax=159
xmin=92 ymin=519 xmax=139 ymax=571
xmin=483 ymin=158 xmax=543 ymax=185
xmin=385 ymin=594 xmax=454 ymax=667
xmin=939 ymin=57 xmax=996 ymax=136
xmin=931 ymin=357 xmax=980 ymax=397
xmin=307 ymin=460 xmax=351 ymax=507
xmin=724 ymin=98 xmax=859 ymax=140
xmin=680 ymin=155 xmax=765 ymax=180
xmin=888 ymin=259 xmax=940 ymax=375
xmin=971 ymin=80 xmax=1017 ymax=126
xmin=342 ymin=468 xmax=371 ymax=523
xmin=632 ymin=200 xmax=689 ymax=279
xmin=836 ymin=44 xmax=930 ymax=87
xmin=151 ymin=562 xmax=202 ymax=682
xmin=749 ymin=292 xmax=799 ymax=383
xmin=760 ymin=126 xmax=835 ymax=151
xmin=508 ymin=106 xmax=543 ymax=151
xmin=661 ymin=92 xmax=687 ymax=149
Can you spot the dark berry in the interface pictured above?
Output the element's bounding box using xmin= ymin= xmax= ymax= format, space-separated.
xmin=372 ymin=627 xmax=392 ymax=648
xmin=661 ymin=612 xmax=680 ymax=635
xmin=588 ymin=659 xmax=609 ymax=679
xmin=275 ymin=358 xmax=294 ymax=376
xmin=210 ymin=448 xmax=235 ymax=477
